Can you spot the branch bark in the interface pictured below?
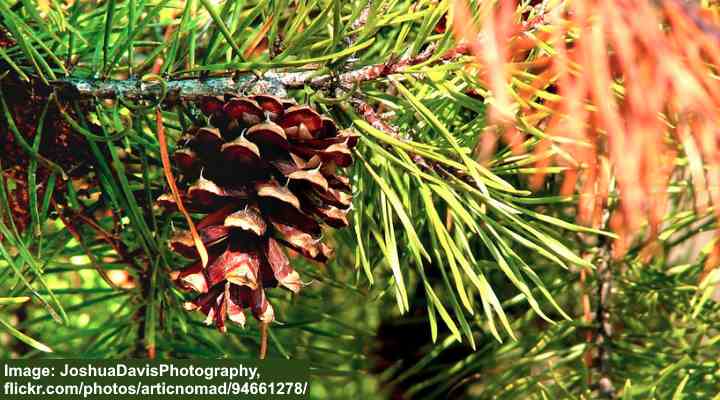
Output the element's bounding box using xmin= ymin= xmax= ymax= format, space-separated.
xmin=594 ymin=236 xmax=615 ymax=398
xmin=591 ymin=200 xmax=616 ymax=398
xmin=53 ymin=75 xmax=288 ymax=104
xmin=50 ymin=43 xmax=470 ymax=104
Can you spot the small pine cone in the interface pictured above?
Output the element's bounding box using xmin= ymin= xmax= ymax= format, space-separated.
xmin=1 ymin=81 xmax=91 ymax=172
xmin=0 ymin=75 xmax=94 ymax=235
xmin=161 ymin=94 xmax=357 ymax=332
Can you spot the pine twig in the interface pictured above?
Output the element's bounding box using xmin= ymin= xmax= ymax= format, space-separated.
xmin=279 ymin=42 xmax=446 ymax=89
xmin=579 ymin=267 xmax=593 ymax=374
xmin=348 ymin=2 xmax=372 ymax=32
xmin=594 ymin=237 xmax=615 ymax=399
xmin=133 ymin=275 xmax=156 ymax=359
xmin=592 ymin=204 xmax=616 ymax=398
xmin=350 ymin=97 xmax=431 ymax=170
xmin=343 ymin=1 xmax=381 ymax=48
xmin=259 ymin=322 xmax=268 ymax=360
xmin=350 ymin=94 xmax=480 ymax=189
xmin=53 ymin=75 xmax=287 ymax=105
xmin=51 ymin=43 xmax=471 ymax=102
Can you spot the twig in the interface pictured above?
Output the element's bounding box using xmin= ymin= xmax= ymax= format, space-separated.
xmin=134 ymin=274 xmax=155 ymax=359
xmin=53 ymin=75 xmax=287 ymax=104
xmin=592 ymin=203 xmax=615 ymax=398
xmin=349 ymin=2 xmax=373 ymax=32
xmin=344 ymin=1 xmax=375 ymax=48
xmin=21 ymin=0 xmax=720 ymax=107
xmin=51 ymin=43 xmax=471 ymax=102
xmin=579 ymin=266 xmax=593 ymax=375
xmin=279 ymin=42 xmax=446 ymax=89
xmin=352 ymin=97 xmax=400 ymax=135
xmin=259 ymin=322 xmax=268 ymax=359
xmin=594 ymin=236 xmax=615 ymax=398
xmin=350 ymin=97 xmax=432 ymax=170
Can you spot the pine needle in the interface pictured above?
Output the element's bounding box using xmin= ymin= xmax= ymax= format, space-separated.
xmin=155 ymin=107 xmax=209 ymax=268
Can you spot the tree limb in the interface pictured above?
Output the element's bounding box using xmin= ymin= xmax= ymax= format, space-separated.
xmin=50 ymin=44 xmax=470 ymax=103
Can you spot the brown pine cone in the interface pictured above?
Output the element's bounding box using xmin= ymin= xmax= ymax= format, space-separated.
xmin=0 ymin=75 xmax=93 ymax=235
xmin=161 ymin=94 xmax=357 ymax=332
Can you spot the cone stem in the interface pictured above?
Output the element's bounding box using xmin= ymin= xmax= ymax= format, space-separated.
xmin=259 ymin=322 xmax=269 ymax=360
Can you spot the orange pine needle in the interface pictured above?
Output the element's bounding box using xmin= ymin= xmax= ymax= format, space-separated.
xmin=452 ymin=0 xmax=720 ymax=254
xmin=243 ymin=16 xmax=274 ymax=59
xmin=156 ymin=108 xmax=210 ymax=268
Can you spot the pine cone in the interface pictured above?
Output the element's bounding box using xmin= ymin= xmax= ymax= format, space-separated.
xmin=161 ymin=94 xmax=357 ymax=332
xmin=1 ymin=29 xmax=91 ymax=180
xmin=0 ymin=74 xmax=93 ymax=234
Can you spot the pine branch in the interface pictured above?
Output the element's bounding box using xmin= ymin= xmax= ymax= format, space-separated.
xmin=344 ymin=0 xmax=373 ymax=47
xmin=592 ymin=206 xmax=616 ymax=398
xmin=278 ymin=41 xmax=467 ymax=89
xmin=594 ymin=239 xmax=615 ymax=399
xmin=52 ymin=75 xmax=288 ymax=104
xmin=133 ymin=279 xmax=154 ymax=359
xmin=350 ymin=96 xmax=431 ymax=169
xmin=49 ymin=44 xmax=471 ymax=103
